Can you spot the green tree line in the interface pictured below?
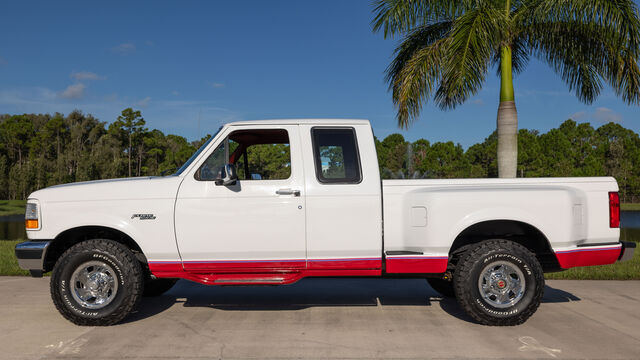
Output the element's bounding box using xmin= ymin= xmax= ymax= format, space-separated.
xmin=0 ymin=109 xmax=209 ymax=200
xmin=1 ymin=109 xmax=639 ymax=202
xmin=376 ymin=119 xmax=640 ymax=202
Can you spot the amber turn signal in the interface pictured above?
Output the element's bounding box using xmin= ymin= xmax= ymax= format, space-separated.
xmin=25 ymin=219 xmax=39 ymax=229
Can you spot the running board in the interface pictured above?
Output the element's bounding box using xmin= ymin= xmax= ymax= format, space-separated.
xmin=186 ymin=272 xmax=303 ymax=285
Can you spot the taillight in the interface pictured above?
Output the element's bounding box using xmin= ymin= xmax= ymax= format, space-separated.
xmin=609 ymin=192 xmax=620 ymax=228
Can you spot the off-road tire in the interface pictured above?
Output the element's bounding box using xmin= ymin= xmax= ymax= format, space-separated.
xmin=453 ymin=239 xmax=544 ymax=326
xmin=50 ymin=239 xmax=144 ymax=326
xmin=143 ymin=278 xmax=178 ymax=297
xmin=427 ymin=278 xmax=455 ymax=297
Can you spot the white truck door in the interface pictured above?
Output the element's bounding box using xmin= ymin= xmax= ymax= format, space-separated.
xmin=299 ymin=124 xmax=383 ymax=271
xmin=174 ymin=124 xmax=306 ymax=271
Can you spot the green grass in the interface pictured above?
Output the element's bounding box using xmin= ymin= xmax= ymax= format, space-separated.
xmin=0 ymin=200 xmax=26 ymax=216
xmin=0 ymin=240 xmax=29 ymax=276
xmin=545 ymin=241 xmax=640 ymax=280
xmin=621 ymin=203 xmax=640 ymax=211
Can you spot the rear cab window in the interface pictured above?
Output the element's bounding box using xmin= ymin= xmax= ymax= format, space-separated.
xmin=311 ymin=127 xmax=362 ymax=184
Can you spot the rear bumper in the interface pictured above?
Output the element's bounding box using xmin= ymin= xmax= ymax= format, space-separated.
xmin=15 ymin=241 xmax=50 ymax=277
xmin=618 ymin=241 xmax=636 ymax=262
xmin=556 ymin=243 xmax=622 ymax=269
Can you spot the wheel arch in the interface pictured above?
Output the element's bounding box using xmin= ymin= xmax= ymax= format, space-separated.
xmin=449 ymin=220 xmax=561 ymax=272
xmin=43 ymin=226 xmax=147 ymax=273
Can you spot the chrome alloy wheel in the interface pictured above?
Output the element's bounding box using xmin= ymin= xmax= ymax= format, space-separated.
xmin=477 ymin=261 xmax=525 ymax=308
xmin=70 ymin=260 xmax=118 ymax=309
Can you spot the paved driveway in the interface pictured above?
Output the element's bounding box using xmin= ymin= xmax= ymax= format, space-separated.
xmin=1 ymin=277 xmax=639 ymax=359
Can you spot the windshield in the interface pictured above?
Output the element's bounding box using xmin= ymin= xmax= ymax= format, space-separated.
xmin=173 ymin=127 xmax=221 ymax=176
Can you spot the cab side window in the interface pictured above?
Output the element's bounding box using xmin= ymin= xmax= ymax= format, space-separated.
xmin=311 ymin=127 xmax=362 ymax=184
xmin=196 ymin=129 xmax=291 ymax=181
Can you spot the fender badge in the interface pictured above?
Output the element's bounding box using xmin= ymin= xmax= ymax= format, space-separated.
xmin=131 ymin=214 xmax=156 ymax=220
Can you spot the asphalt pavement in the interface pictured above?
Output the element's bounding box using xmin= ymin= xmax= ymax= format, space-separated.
xmin=1 ymin=276 xmax=639 ymax=359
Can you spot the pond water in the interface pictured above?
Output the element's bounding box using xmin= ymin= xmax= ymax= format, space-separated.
xmin=2 ymin=212 xmax=640 ymax=241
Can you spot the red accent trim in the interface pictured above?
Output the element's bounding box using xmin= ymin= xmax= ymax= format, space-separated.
xmin=308 ymin=258 xmax=381 ymax=270
xmin=555 ymin=246 xmax=622 ymax=269
xmin=183 ymin=260 xmax=305 ymax=272
xmin=149 ymin=257 xmax=383 ymax=285
xmin=385 ymin=257 xmax=448 ymax=274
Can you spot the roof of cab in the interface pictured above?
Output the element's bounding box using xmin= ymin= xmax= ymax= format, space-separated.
xmin=226 ymin=119 xmax=371 ymax=126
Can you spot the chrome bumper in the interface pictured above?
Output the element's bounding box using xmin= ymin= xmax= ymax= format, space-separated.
xmin=618 ymin=241 xmax=636 ymax=262
xmin=15 ymin=241 xmax=50 ymax=277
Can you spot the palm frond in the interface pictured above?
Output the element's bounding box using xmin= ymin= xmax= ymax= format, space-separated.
xmin=434 ymin=7 xmax=507 ymax=109
xmin=518 ymin=0 xmax=640 ymax=104
xmin=371 ymin=0 xmax=469 ymax=38
xmin=386 ymin=21 xmax=453 ymax=85
xmin=388 ymin=25 xmax=452 ymax=128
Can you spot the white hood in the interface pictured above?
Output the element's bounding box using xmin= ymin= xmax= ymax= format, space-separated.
xmin=29 ymin=176 xmax=184 ymax=203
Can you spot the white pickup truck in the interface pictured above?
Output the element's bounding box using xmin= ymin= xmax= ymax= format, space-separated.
xmin=16 ymin=119 xmax=635 ymax=326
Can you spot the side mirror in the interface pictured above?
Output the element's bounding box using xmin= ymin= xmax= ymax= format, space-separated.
xmin=215 ymin=164 xmax=238 ymax=186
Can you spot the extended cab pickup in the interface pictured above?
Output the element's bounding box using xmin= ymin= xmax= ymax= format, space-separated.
xmin=16 ymin=119 xmax=635 ymax=326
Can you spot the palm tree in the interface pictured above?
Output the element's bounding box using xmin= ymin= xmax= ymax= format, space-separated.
xmin=372 ymin=0 xmax=640 ymax=177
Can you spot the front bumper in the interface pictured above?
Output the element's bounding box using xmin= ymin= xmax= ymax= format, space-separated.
xmin=619 ymin=241 xmax=636 ymax=262
xmin=15 ymin=241 xmax=51 ymax=277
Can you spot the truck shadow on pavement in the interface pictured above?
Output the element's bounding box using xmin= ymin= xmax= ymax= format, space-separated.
xmin=125 ymin=278 xmax=581 ymax=325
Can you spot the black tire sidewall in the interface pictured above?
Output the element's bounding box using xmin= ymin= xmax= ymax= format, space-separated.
xmin=465 ymin=250 xmax=539 ymax=319
xmin=54 ymin=247 xmax=130 ymax=319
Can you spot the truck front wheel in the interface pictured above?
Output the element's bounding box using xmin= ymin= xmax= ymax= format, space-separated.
xmin=453 ymin=240 xmax=544 ymax=326
xmin=50 ymin=239 xmax=144 ymax=326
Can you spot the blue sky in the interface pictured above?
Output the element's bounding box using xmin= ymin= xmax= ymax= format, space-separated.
xmin=0 ymin=1 xmax=638 ymax=148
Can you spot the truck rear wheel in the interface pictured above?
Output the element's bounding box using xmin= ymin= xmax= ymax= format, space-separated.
xmin=453 ymin=240 xmax=544 ymax=326
xmin=50 ymin=239 xmax=143 ymax=326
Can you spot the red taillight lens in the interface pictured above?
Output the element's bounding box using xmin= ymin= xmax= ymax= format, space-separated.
xmin=609 ymin=192 xmax=620 ymax=228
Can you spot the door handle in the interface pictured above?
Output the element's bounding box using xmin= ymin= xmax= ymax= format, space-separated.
xmin=276 ymin=188 xmax=301 ymax=196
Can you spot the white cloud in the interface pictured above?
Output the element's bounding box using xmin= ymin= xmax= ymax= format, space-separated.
xmin=0 ymin=87 xmax=243 ymax=140
xmin=112 ymin=42 xmax=136 ymax=54
xmin=471 ymin=98 xmax=484 ymax=105
xmin=569 ymin=111 xmax=587 ymax=121
xmin=136 ymin=96 xmax=151 ymax=107
xmin=593 ymin=107 xmax=622 ymax=123
xmin=569 ymin=107 xmax=623 ymax=124
xmin=59 ymin=83 xmax=86 ymax=99
xmin=70 ymin=71 xmax=106 ymax=81
xmin=171 ymin=90 xmax=180 ymax=96
xmin=207 ymin=81 xmax=225 ymax=88
xmin=0 ymin=87 xmax=57 ymax=105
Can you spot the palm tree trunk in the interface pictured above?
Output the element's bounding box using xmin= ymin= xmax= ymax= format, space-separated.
xmin=497 ymin=0 xmax=517 ymax=178
xmin=497 ymin=99 xmax=518 ymax=178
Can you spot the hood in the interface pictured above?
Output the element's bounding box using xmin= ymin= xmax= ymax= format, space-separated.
xmin=29 ymin=176 xmax=184 ymax=203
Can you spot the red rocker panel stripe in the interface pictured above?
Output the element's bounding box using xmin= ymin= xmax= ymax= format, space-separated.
xmin=149 ymin=257 xmax=383 ymax=274
xmin=307 ymin=258 xmax=381 ymax=270
xmin=385 ymin=257 xmax=448 ymax=274
xmin=183 ymin=260 xmax=306 ymax=272
xmin=555 ymin=245 xmax=622 ymax=269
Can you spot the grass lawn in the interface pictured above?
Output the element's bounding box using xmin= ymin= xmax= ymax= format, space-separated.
xmin=621 ymin=203 xmax=640 ymax=211
xmin=0 ymin=200 xmax=26 ymax=216
xmin=0 ymin=240 xmax=29 ymax=276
